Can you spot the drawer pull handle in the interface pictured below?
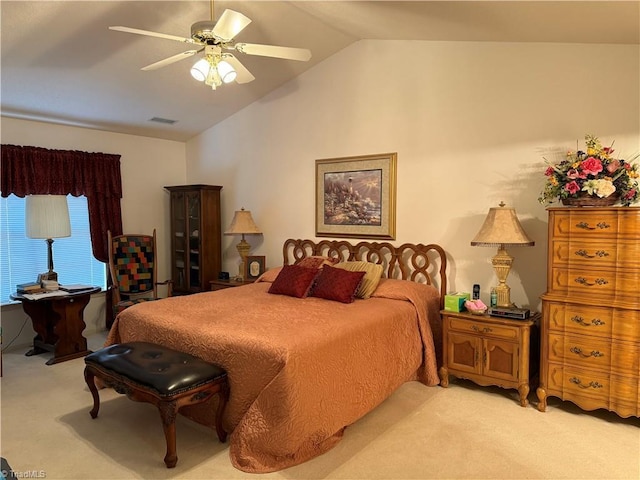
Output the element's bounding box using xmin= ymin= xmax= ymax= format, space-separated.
xmin=570 ymin=346 xmax=604 ymax=358
xmin=574 ymin=277 xmax=608 ymax=286
xmin=574 ymin=249 xmax=609 ymax=259
xmin=575 ymin=221 xmax=611 ymax=230
xmin=569 ymin=377 xmax=603 ymax=389
xmin=570 ymin=316 xmax=605 ymax=327
xmin=472 ymin=325 xmax=493 ymax=333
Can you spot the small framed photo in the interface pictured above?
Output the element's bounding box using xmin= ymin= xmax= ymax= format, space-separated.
xmin=245 ymin=255 xmax=266 ymax=281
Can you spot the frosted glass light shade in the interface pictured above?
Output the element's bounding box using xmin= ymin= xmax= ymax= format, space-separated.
xmin=190 ymin=58 xmax=210 ymax=82
xmin=26 ymin=195 xmax=71 ymax=239
xmin=217 ymin=60 xmax=237 ymax=84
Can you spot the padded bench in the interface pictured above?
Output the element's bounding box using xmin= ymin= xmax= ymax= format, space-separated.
xmin=84 ymin=342 xmax=229 ymax=468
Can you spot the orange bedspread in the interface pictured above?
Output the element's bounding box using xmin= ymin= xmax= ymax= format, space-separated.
xmin=105 ymin=277 xmax=441 ymax=472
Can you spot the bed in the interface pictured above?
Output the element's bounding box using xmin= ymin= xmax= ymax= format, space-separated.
xmin=105 ymin=238 xmax=447 ymax=473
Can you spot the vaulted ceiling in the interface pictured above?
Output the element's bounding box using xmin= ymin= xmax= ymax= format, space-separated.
xmin=2 ymin=1 xmax=638 ymax=142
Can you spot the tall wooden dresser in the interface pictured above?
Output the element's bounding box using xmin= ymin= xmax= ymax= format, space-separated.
xmin=537 ymin=207 xmax=640 ymax=418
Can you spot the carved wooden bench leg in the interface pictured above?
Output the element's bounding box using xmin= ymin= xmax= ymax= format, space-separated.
xmin=84 ymin=366 xmax=100 ymax=419
xmin=158 ymin=400 xmax=179 ymax=468
xmin=215 ymin=382 xmax=229 ymax=443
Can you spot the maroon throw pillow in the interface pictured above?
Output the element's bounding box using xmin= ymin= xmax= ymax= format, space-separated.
xmin=310 ymin=265 xmax=366 ymax=304
xmin=268 ymin=265 xmax=319 ymax=298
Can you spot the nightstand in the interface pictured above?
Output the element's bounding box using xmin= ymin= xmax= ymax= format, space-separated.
xmin=209 ymin=279 xmax=255 ymax=291
xmin=439 ymin=310 xmax=540 ymax=407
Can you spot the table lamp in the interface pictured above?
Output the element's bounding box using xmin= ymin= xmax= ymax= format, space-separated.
xmin=26 ymin=195 xmax=71 ymax=283
xmin=470 ymin=202 xmax=534 ymax=307
xmin=224 ymin=208 xmax=262 ymax=280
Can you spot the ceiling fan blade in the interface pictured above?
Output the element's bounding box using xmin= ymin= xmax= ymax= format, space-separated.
xmin=234 ymin=43 xmax=311 ymax=62
xmin=141 ymin=49 xmax=202 ymax=71
xmin=109 ymin=26 xmax=195 ymax=44
xmin=223 ymin=55 xmax=255 ymax=84
xmin=212 ymin=9 xmax=251 ymax=42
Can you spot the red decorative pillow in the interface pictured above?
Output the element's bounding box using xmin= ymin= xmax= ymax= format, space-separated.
xmin=310 ymin=265 xmax=366 ymax=304
xmin=268 ymin=265 xmax=319 ymax=298
xmin=297 ymin=255 xmax=340 ymax=269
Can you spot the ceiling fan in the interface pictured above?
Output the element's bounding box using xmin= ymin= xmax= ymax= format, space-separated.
xmin=109 ymin=0 xmax=312 ymax=90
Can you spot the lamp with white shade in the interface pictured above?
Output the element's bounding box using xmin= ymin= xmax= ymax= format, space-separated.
xmin=25 ymin=195 xmax=71 ymax=283
xmin=224 ymin=208 xmax=262 ymax=280
xmin=470 ymin=202 xmax=534 ymax=307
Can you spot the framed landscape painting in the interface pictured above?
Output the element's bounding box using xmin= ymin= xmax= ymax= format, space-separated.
xmin=315 ymin=153 xmax=397 ymax=239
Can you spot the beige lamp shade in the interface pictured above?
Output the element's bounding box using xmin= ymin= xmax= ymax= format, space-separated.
xmin=25 ymin=195 xmax=71 ymax=239
xmin=25 ymin=195 xmax=71 ymax=282
xmin=471 ymin=203 xmax=534 ymax=308
xmin=224 ymin=208 xmax=262 ymax=236
xmin=471 ymin=203 xmax=534 ymax=247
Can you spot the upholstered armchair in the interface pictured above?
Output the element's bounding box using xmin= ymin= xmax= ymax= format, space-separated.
xmin=107 ymin=229 xmax=172 ymax=327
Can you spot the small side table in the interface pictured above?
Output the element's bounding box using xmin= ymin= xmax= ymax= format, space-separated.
xmin=209 ymin=279 xmax=254 ymax=291
xmin=439 ymin=310 xmax=540 ymax=407
xmin=11 ymin=287 xmax=100 ymax=365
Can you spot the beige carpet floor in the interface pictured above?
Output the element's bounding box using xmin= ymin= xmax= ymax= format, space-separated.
xmin=1 ymin=331 xmax=638 ymax=480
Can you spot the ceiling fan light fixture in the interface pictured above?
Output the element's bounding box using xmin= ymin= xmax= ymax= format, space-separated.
xmin=205 ymin=63 xmax=222 ymax=88
xmin=190 ymin=58 xmax=210 ymax=82
xmin=217 ymin=60 xmax=236 ymax=84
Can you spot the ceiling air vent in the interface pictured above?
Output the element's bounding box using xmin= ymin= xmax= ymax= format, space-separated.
xmin=149 ymin=117 xmax=177 ymax=125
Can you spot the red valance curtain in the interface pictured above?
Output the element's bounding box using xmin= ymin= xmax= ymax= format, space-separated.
xmin=1 ymin=144 xmax=123 ymax=263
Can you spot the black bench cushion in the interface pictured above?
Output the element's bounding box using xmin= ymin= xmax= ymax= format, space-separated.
xmin=85 ymin=342 xmax=226 ymax=396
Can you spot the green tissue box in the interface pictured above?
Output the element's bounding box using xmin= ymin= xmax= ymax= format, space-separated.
xmin=444 ymin=293 xmax=471 ymax=312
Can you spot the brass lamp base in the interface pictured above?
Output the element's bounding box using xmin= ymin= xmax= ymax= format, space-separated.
xmin=235 ymin=237 xmax=251 ymax=280
xmin=492 ymin=246 xmax=514 ymax=307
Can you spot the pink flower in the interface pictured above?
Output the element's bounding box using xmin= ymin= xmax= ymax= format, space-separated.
xmin=565 ymin=181 xmax=580 ymax=194
xmin=606 ymin=159 xmax=621 ymax=173
xmin=581 ymin=157 xmax=603 ymax=175
xmin=624 ymin=189 xmax=636 ymax=200
xmin=544 ymin=166 xmax=555 ymax=176
xmin=566 ymin=168 xmax=584 ymax=179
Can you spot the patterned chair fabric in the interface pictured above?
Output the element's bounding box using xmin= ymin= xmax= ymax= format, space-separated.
xmin=107 ymin=229 xmax=172 ymax=324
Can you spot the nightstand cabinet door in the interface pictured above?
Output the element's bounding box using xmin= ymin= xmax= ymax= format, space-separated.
xmin=447 ymin=332 xmax=481 ymax=375
xmin=484 ymin=339 xmax=519 ymax=382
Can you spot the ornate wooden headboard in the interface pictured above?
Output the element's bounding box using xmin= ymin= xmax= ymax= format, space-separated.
xmin=282 ymin=238 xmax=447 ymax=305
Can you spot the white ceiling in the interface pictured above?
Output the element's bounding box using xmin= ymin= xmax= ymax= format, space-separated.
xmin=2 ymin=1 xmax=639 ymax=142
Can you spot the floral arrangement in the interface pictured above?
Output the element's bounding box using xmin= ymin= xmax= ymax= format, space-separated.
xmin=539 ymin=134 xmax=639 ymax=207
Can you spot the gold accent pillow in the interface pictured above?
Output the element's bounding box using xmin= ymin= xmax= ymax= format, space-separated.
xmin=334 ymin=261 xmax=384 ymax=299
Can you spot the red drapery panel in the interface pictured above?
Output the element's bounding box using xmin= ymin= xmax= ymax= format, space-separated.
xmin=1 ymin=144 xmax=123 ymax=263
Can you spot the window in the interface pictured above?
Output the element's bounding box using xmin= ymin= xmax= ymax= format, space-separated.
xmin=0 ymin=194 xmax=106 ymax=304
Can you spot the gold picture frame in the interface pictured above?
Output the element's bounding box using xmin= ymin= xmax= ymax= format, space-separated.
xmin=244 ymin=255 xmax=266 ymax=281
xmin=316 ymin=153 xmax=397 ymax=239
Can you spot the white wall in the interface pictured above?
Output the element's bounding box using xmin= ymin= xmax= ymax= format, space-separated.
xmin=1 ymin=118 xmax=186 ymax=350
xmin=187 ymin=40 xmax=640 ymax=310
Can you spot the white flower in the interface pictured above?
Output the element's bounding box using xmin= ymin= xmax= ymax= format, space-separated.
xmin=582 ymin=179 xmax=616 ymax=198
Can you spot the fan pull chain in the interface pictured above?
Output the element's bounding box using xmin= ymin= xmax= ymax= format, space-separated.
xmin=211 ymin=0 xmax=215 ymax=21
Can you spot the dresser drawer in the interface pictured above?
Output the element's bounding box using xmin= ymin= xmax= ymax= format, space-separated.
xmin=448 ymin=318 xmax=518 ymax=341
xmin=546 ymin=363 xmax=639 ymax=406
xmin=548 ymin=266 xmax=639 ymax=303
xmin=551 ymin=209 xmax=640 ymax=239
xmin=545 ymin=301 xmax=640 ymax=344
xmin=547 ymin=333 xmax=639 ymax=376
xmin=550 ymin=239 xmax=640 ymax=269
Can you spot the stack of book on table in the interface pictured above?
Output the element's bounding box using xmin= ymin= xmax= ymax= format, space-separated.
xmin=16 ymin=282 xmax=45 ymax=294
